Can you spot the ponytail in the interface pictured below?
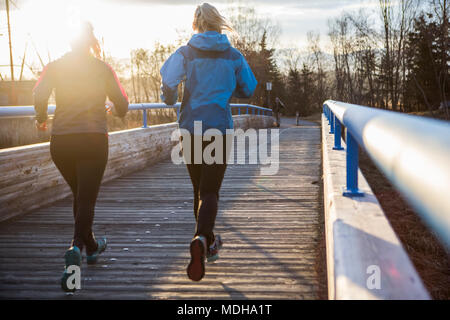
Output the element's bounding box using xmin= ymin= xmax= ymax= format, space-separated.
xmin=193 ymin=3 xmax=234 ymax=34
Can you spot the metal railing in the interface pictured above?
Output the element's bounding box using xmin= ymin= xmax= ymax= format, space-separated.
xmin=0 ymin=103 xmax=273 ymax=128
xmin=323 ymin=100 xmax=450 ymax=248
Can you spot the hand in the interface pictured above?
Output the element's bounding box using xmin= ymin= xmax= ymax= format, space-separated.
xmin=35 ymin=120 xmax=48 ymax=131
xmin=105 ymin=101 xmax=114 ymax=115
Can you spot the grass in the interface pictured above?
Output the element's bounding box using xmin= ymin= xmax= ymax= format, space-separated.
xmin=0 ymin=117 xmax=51 ymax=149
xmin=410 ymin=108 xmax=450 ymax=122
xmin=359 ymin=150 xmax=450 ymax=300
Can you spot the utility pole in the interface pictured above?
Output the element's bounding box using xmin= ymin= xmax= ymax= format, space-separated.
xmin=19 ymin=42 xmax=28 ymax=81
xmin=5 ymin=0 xmax=17 ymax=105
xmin=6 ymin=0 xmax=14 ymax=81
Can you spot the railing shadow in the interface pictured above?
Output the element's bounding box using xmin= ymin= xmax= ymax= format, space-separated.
xmin=0 ymin=120 xmax=321 ymax=299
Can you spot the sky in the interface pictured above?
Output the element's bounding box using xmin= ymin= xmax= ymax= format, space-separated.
xmin=0 ymin=0 xmax=380 ymax=80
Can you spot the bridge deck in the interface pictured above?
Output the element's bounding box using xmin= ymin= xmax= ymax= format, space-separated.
xmin=0 ymin=119 xmax=322 ymax=299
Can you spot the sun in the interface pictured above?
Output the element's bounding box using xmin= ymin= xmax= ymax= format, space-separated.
xmin=16 ymin=0 xmax=100 ymax=60
xmin=3 ymin=0 xmax=198 ymax=79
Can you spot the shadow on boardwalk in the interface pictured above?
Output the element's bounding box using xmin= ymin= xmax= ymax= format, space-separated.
xmin=0 ymin=118 xmax=322 ymax=300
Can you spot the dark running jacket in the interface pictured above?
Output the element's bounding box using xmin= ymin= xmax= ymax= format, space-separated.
xmin=33 ymin=52 xmax=129 ymax=135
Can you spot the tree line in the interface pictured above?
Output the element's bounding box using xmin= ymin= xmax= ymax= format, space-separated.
xmin=281 ymin=0 xmax=448 ymax=119
xmin=109 ymin=0 xmax=449 ymax=119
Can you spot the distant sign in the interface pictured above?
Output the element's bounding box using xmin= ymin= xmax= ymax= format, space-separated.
xmin=266 ymin=82 xmax=272 ymax=91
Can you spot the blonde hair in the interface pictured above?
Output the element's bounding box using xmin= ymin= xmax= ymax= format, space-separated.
xmin=193 ymin=3 xmax=234 ymax=33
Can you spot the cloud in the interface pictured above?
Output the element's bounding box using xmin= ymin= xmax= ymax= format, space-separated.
xmin=99 ymin=0 xmax=205 ymax=5
xmin=99 ymin=0 xmax=366 ymax=9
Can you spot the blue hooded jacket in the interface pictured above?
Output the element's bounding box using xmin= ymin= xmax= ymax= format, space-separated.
xmin=160 ymin=31 xmax=257 ymax=134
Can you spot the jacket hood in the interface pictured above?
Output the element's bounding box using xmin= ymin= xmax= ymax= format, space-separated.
xmin=188 ymin=31 xmax=231 ymax=52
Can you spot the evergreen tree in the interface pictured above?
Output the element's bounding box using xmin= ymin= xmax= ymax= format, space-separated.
xmin=300 ymin=63 xmax=314 ymax=115
xmin=286 ymin=68 xmax=303 ymax=115
xmin=259 ymin=31 xmax=284 ymax=109
xmin=405 ymin=13 xmax=450 ymax=113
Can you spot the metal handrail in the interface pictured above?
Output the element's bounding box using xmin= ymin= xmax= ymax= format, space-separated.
xmin=0 ymin=103 xmax=273 ymax=128
xmin=323 ymin=100 xmax=450 ymax=248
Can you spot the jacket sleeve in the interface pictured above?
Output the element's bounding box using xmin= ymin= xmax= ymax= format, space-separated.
xmin=160 ymin=48 xmax=186 ymax=105
xmin=33 ymin=64 xmax=54 ymax=123
xmin=234 ymin=55 xmax=257 ymax=99
xmin=105 ymin=63 xmax=129 ymax=118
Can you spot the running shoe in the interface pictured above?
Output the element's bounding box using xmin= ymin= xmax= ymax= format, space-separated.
xmin=187 ymin=235 xmax=207 ymax=281
xmin=86 ymin=237 xmax=107 ymax=265
xmin=207 ymin=234 xmax=223 ymax=263
xmin=61 ymin=246 xmax=82 ymax=293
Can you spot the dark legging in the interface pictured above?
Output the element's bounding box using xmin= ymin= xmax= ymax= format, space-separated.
xmin=183 ymin=134 xmax=228 ymax=247
xmin=50 ymin=133 xmax=108 ymax=255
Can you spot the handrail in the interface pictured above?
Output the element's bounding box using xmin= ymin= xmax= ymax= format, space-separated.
xmin=0 ymin=103 xmax=273 ymax=128
xmin=323 ymin=100 xmax=450 ymax=248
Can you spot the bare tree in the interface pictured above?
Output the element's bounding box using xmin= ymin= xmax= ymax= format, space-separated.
xmin=280 ymin=47 xmax=302 ymax=74
xmin=129 ymin=43 xmax=176 ymax=103
xmin=328 ymin=15 xmax=355 ymax=103
xmin=307 ymin=31 xmax=328 ymax=105
xmin=379 ymin=0 xmax=419 ymax=110
xmin=226 ymin=3 xmax=281 ymax=55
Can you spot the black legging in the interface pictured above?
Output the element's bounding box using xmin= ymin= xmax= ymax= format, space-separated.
xmin=50 ymin=133 xmax=108 ymax=255
xmin=183 ymin=134 xmax=228 ymax=247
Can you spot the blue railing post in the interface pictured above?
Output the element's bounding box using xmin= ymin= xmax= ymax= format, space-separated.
xmin=142 ymin=109 xmax=148 ymax=128
xmin=176 ymin=106 xmax=180 ymax=121
xmin=329 ymin=111 xmax=335 ymax=134
xmin=229 ymin=105 xmax=271 ymax=116
xmin=343 ymin=131 xmax=364 ymax=197
xmin=333 ymin=116 xmax=344 ymax=151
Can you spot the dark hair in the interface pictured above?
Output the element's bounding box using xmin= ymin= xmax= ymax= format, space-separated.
xmin=70 ymin=21 xmax=101 ymax=59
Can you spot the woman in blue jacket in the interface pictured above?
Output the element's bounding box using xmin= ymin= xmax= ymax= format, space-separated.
xmin=160 ymin=2 xmax=257 ymax=281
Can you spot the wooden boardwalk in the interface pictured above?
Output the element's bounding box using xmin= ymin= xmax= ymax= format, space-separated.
xmin=0 ymin=119 xmax=322 ymax=299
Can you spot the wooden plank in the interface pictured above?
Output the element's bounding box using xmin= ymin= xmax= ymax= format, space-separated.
xmin=0 ymin=116 xmax=274 ymax=222
xmin=0 ymin=118 xmax=322 ymax=300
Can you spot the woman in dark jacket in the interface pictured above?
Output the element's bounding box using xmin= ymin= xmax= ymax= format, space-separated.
xmin=33 ymin=22 xmax=129 ymax=292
